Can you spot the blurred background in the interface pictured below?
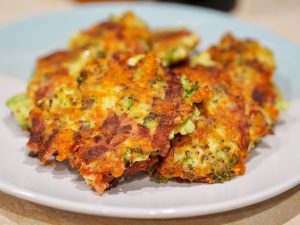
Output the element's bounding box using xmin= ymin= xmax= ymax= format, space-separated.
xmin=0 ymin=0 xmax=299 ymax=45
xmin=77 ymin=0 xmax=237 ymax=11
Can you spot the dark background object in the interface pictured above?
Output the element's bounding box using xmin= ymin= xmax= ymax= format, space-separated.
xmin=159 ymin=0 xmax=237 ymax=12
xmin=75 ymin=0 xmax=237 ymax=12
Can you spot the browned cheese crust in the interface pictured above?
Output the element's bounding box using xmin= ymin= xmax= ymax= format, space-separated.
xmin=156 ymin=66 xmax=249 ymax=183
xmin=26 ymin=50 xmax=207 ymax=193
xmin=191 ymin=33 xmax=280 ymax=145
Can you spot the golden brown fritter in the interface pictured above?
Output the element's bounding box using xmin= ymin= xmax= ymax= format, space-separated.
xmin=69 ymin=12 xmax=150 ymax=55
xmin=156 ymin=66 xmax=249 ymax=183
xmin=155 ymin=34 xmax=281 ymax=183
xmin=26 ymin=51 xmax=208 ymax=193
xmin=191 ymin=33 xmax=280 ymax=145
xmin=69 ymin=12 xmax=199 ymax=66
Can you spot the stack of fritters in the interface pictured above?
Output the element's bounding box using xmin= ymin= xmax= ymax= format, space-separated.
xmin=156 ymin=34 xmax=281 ymax=183
xmin=7 ymin=12 xmax=282 ymax=194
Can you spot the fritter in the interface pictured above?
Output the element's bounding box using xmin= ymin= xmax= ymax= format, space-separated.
xmin=155 ymin=34 xmax=282 ymax=183
xmin=69 ymin=12 xmax=199 ymax=66
xmin=156 ymin=66 xmax=249 ymax=183
xmin=12 ymin=50 xmax=208 ymax=194
xmin=69 ymin=12 xmax=150 ymax=55
xmin=191 ymin=33 xmax=281 ymax=145
xmin=65 ymin=52 xmax=207 ymax=193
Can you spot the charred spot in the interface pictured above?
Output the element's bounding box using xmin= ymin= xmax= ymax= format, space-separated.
xmin=125 ymin=160 xmax=131 ymax=167
xmin=37 ymin=128 xmax=59 ymax=161
xmin=27 ymin=116 xmax=45 ymax=149
xmin=201 ymin=145 xmax=209 ymax=149
xmin=194 ymin=177 xmax=212 ymax=184
xmin=151 ymin=114 xmax=174 ymax=151
xmin=27 ymin=133 xmax=40 ymax=150
xmin=238 ymin=123 xmax=250 ymax=152
xmin=247 ymin=60 xmax=270 ymax=75
xmin=152 ymin=131 xmax=169 ymax=154
xmin=81 ymin=145 xmax=109 ymax=164
xmin=93 ymin=135 xmax=102 ymax=143
xmin=73 ymin=132 xmax=81 ymax=143
xmin=102 ymin=115 xmax=133 ymax=146
xmin=252 ymin=88 xmax=266 ymax=106
xmin=119 ymin=125 xmax=132 ymax=134
xmin=151 ymin=97 xmax=161 ymax=106
xmin=165 ymin=75 xmax=182 ymax=100
xmin=159 ymin=115 xmax=173 ymax=127
xmin=101 ymin=112 xmax=120 ymax=137
xmin=102 ymin=172 xmax=115 ymax=183
xmin=44 ymin=129 xmax=59 ymax=150
xmin=166 ymin=72 xmax=181 ymax=86
xmin=31 ymin=116 xmax=42 ymax=129
xmin=35 ymin=86 xmax=51 ymax=102
xmin=165 ymin=86 xmax=182 ymax=99
xmin=137 ymin=124 xmax=150 ymax=137
xmin=80 ymin=98 xmax=96 ymax=111
xmin=112 ymin=53 xmax=121 ymax=61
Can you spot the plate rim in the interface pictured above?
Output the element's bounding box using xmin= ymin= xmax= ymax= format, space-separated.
xmin=0 ymin=174 xmax=300 ymax=218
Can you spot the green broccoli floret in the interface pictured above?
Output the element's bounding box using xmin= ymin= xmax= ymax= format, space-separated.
xmin=169 ymin=108 xmax=200 ymax=139
xmin=180 ymin=75 xmax=200 ymax=98
xmin=6 ymin=93 xmax=32 ymax=129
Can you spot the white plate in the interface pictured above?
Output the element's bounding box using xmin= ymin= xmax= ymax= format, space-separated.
xmin=0 ymin=2 xmax=300 ymax=219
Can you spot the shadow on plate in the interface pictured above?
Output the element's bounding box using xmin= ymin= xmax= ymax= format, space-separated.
xmin=245 ymin=117 xmax=286 ymax=174
xmin=21 ymin=146 xmax=199 ymax=195
xmin=2 ymin=115 xmax=28 ymax=137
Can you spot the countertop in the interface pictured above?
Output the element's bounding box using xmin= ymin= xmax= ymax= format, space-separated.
xmin=0 ymin=0 xmax=299 ymax=224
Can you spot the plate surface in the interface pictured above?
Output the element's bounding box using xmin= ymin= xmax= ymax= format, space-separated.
xmin=0 ymin=2 xmax=300 ymax=219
